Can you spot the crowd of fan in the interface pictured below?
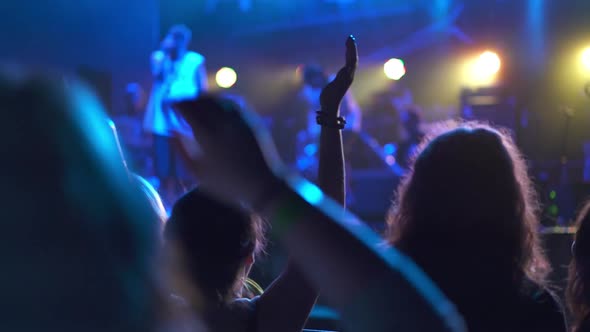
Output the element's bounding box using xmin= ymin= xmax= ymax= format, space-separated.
xmin=4 ymin=36 xmax=590 ymax=332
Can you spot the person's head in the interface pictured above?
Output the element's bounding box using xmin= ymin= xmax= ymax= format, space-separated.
xmin=164 ymin=188 xmax=265 ymax=306
xmin=302 ymin=64 xmax=327 ymax=89
xmin=387 ymin=122 xmax=549 ymax=289
xmin=0 ymin=70 xmax=166 ymax=332
xmin=162 ymin=24 xmax=192 ymax=56
xmin=124 ymin=83 xmax=146 ymax=115
xmin=567 ymin=201 xmax=590 ymax=330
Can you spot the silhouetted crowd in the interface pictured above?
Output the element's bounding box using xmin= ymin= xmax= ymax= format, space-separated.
xmin=4 ymin=36 xmax=590 ymax=332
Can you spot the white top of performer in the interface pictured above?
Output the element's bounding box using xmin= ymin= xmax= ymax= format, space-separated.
xmin=144 ymin=25 xmax=207 ymax=137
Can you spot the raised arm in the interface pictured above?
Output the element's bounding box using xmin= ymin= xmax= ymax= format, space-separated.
xmin=253 ymin=36 xmax=357 ymax=332
xmin=317 ymin=35 xmax=357 ymax=205
xmin=151 ymin=50 xmax=166 ymax=81
xmin=260 ymin=176 xmax=464 ymax=332
xmin=174 ymin=96 xmax=466 ymax=332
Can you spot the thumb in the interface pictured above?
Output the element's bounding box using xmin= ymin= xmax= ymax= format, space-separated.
xmin=177 ymin=134 xmax=202 ymax=161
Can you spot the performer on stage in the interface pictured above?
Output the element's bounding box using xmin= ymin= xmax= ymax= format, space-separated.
xmin=143 ymin=24 xmax=208 ymax=207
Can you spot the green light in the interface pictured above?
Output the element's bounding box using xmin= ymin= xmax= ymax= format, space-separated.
xmin=549 ymin=190 xmax=557 ymax=200
xmin=549 ymin=204 xmax=559 ymax=216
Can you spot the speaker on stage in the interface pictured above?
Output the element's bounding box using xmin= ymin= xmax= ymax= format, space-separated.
xmin=342 ymin=130 xmax=400 ymax=222
xmin=342 ymin=130 xmax=392 ymax=170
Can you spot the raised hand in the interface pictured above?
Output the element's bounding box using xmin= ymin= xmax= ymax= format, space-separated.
xmin=319 ymin=35 xmax=358 ymax=117
xmin=173 ymin=96 xmax=283 ymax=205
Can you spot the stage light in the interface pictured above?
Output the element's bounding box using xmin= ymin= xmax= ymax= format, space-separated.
xmin=383 ymin=143 xmax=396 ymax=155
xmin=384 ymin=58 xmax=406 ymax=80
xmin=474 ymin=51 xmax=501 ymax=77
xmin=385 ymin=155 xmax=396 ymax=166
xmin=582 ymin=47 xmax=590 ymax=70
xmin=295 ymin=64 xmax=303 ymax=77
xmin=303 ymin=143 xmax=317 ymax=156
xmin=216 ymin=67 xmax=237 ymax=88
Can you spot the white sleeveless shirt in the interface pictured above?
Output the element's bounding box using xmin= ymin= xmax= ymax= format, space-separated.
xmin=144 ymin=51 xmax=205 ymax=137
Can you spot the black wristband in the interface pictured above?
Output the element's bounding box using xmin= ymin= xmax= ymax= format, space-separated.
xmin=316 ymin=111 xmax=346 ymax=129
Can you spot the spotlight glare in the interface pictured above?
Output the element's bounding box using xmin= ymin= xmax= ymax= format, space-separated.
xmin=474 ymin=51 xmax=501 ymax=77
xmin=384 ymin=58 xmax=406 ymax=80
xmin=582 ymin=47 xmax=590 ymax=70
xmin=215 ymin=67 xmax=237 ymax=88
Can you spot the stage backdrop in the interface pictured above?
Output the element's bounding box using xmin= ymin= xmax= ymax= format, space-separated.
xmin=0 ymin=0 xmax=160 ymax=114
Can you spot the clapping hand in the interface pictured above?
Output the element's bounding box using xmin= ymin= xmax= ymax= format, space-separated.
xmin=319 ymin=35 xmax=358 ymax=117
xmin=174 ymin=96 xmax=283 ymax=206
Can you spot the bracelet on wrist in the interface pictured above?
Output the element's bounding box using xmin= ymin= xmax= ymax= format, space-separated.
xmin=316 ymin=110 xmax=346 ymax=129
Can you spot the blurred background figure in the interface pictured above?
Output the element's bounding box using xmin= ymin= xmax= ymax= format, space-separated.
xmin=300 ymin=64 xmax=328 ymax=138
xmin=363 ymin=86 xmax=404 ymax=148
xmin=395 ymin=105 xmax=424 ymax=170
xmin=143 ymin=24 xmax=208 ymax=209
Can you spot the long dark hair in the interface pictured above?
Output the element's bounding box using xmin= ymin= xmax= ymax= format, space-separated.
xmin=568 ymin=201 xmax=590 ymax=331
xmin=387 ymin=121 xmax=549 ymax=297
